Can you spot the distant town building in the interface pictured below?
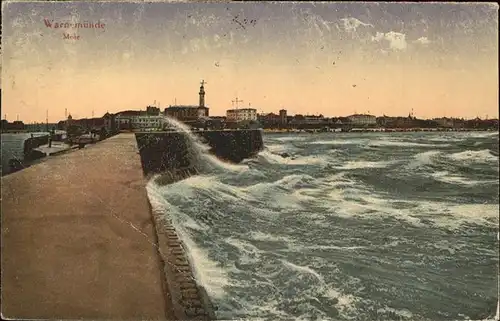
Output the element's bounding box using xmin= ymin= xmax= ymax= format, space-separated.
xmin=210 ymin=116 xmax=227 ymax=122
xmin=279 ymin=109 xmax=287 ymax=125
xmin=303 ymin=115 xmax=325 ymax=124
xmin=114 ymin=110 xmax=164 ymax=130
xmin=347 ymin=114 xmax=377 ymax=126
xmin=377 ymin=115 xmax=416 ymax=128
xmin=258 ymin=112 xmax=281 ymax=127
xmin=432 ymin=117 xmax=456 ymax=128
xmin=227 ymin=108 xmax=258 ymax=122
xmin=1 ymin=119 xmax=25 ymax=131
xmin=164 ymin=81 xmax=209 ymax=121
xmin=64 ymin=113 xmax=106 ymax=131
xmin=103 ymin=112 xmax=116 ymax=132
xmin=165 ymin=106 xmax=205 ymax=121
xmin=132 ymin=114 xmax=164 ymax=130
xmin=331 ymin=117 xmax=350 ymax=125
xmin=146 ymin=106 xmax=161 ymax=115
xmin=289 ymin=114 xmax=326 ymax=125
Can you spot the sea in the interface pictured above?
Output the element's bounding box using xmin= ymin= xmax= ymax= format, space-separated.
xmin=147 ymin=130 xmax=499 ymax=321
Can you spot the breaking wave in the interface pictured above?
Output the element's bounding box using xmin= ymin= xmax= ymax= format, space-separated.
xmin=448 ymin=149 xmax=498 ymax=163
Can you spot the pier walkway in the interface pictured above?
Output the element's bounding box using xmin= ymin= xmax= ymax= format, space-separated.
xmin=1 ymin=134 xmax=175 ymax=320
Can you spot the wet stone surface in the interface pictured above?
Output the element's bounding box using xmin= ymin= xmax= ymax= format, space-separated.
xmin=175 ymin=265 xmax=191 ymax=272
xmin=182 ymin=289 xmax=199 ymax=297
xmin=151 ymin=209 xmax=213 ymax=320
xmin=176 ymin=272 xmax=194 ymax=279
xmin=180 ymin=282 xmax=196 ymax=289
xmin=185 ymin=307 xmax=206 ymax=317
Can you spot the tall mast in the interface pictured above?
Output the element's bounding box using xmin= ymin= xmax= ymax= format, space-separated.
xmin=232 ymin=97 xmax=243 ymax=110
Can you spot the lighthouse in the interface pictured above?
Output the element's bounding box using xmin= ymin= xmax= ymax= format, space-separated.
xmin=199 ymin=80 xmax=206 ymax=108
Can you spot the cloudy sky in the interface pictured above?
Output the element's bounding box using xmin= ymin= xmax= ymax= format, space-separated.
xmin=2 ymin=1 xmax=498 ymax=122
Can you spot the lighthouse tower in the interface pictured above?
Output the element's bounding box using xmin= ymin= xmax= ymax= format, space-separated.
xmin=199 ymin=80 xmax=206 ymax=108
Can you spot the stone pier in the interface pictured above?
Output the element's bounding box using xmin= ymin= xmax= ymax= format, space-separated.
xmin=1 ymin=134 xmax=210 ymax=320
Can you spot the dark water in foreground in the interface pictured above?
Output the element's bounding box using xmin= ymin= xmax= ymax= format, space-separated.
xmin=1 ymin=132 xmax=49 ymax=175
xmin=151 ymin=131 xmax=496 ymax=320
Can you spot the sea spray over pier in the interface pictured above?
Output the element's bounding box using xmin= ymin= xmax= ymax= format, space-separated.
xmin=135 ymin=117 xmax=261 ymax=178
xmin=147 ymin=130 xmax=499 ymax=320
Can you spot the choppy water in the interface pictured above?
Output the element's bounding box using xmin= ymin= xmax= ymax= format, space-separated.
xmin=147 ymin=131 xmax=499 ymax=321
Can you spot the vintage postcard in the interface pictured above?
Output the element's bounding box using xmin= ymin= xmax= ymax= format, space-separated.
xmin=1 ymin=1 xmax=499 ymax=321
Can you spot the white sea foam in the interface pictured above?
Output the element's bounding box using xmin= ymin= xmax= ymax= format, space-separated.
xmin=321 ymin=172 xmax=358 ymax=186
xmin=179 ymin=230 xmax=230 ymax=300
xmin=448 ymin=149 xmax=498 ymax=163
xmin=464 ymin=131 xmax=499 ymax=139
xmin=431 ymin=171 xmax=498 ymax=186
xmin=225 ymin=237 xmax=262 ymax=265
xmin=243 ymin=175 xmax=317 ymax=209
xmin=311 ymin=139 xmax=367 ymax=145
xmin=411 ymin=150 xmax=442 ymax=167
xmin=427 ymin=137 xmax=464 ymax=143
xmin=368 ymin=140 xmax=450 ymax=148
xmin=430 ymin=240 xmax=466 ymax=255
xmin=281 ymin=259 xmax=324 ymax=282
xmin=249 ymin=231 xmax=295 ymax=244
xmin=256 ymin=150 xmax=289 ymax=164
xmin=377 ymin=306 xmax=413 ymax=319
xmin=334 ymin=160 xmax=397 ymax=170
xmin=258 ymin=150 xmax=328 ymax=165
xmin=273 ymin=136 xmax=307 ymax=142
xmin=323 ymin=185 xmax=498 ymax=229
xmin=265 ymin=144 xmax=299 ymax=154
xmin=165 ymin=175 xmax=257 ymax=205
xmin=325 ymin=288 xmax=357 ymax=314
xmin=299 ymin=244 xmax=367 ymax=251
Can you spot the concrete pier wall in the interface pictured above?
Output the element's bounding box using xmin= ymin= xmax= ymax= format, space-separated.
xmin=23 ymin=135 xmax=49 ymax=155
xmin=198 ymin=129 xmax=263 ymax=163
xmin=135 ymin=129 xmax=263 ymax=175
xmin=1 ymin=134 xmax=213 ymax=320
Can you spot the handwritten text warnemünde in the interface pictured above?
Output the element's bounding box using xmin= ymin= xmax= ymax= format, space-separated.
xmin=44 ymin=18 xmax=105 ymax=40
xmin=44 ymin=19 xmax=105 ymax=29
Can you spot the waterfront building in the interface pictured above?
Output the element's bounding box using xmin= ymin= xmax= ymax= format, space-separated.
xmin=377 ymin=115 xmax=417 ymax=128
xmin=131 ymin=115 xmax=164 ymax=130
xmin=347 ymin=114 xmax=377 ymax=126
xmin=164 ymin=105 xmax=205 ymax=121
xmin=257 ymin=112 xmax=280 ymax=127
xmin=279 ymin=109 xmax=287 ymax=125
xmin=146 ymin=106 xmax=161 ymax=115
xmin=227 ymin=108 xmax=258 ymax=122
xmin=115 ymin=110 xmax=164 ymax=130
xmin=289 ymin=114 xmax=326 ymax=125
xmin=1 ymin=120 xmax=26 ymax=132
xmin=64 ymin=114 xmax=106 ymax=131
xmin=432 ymin=117 xmax=457 ymax=128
